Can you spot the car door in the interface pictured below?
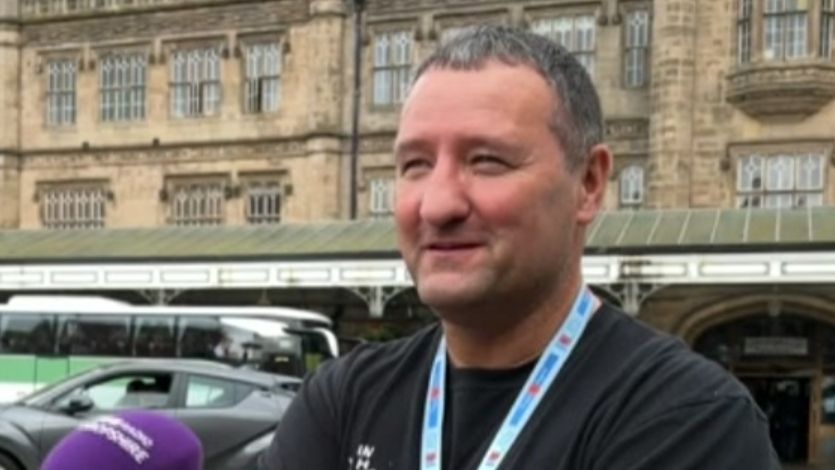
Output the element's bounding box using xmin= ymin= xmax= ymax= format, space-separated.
xmin=174 ymin=374 xmax=278 ymax=463
xmin=37 ymin=371 xmax=177 ymax=461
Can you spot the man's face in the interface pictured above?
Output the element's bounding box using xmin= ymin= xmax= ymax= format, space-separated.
xmin=394 ymin=61 xmax=586 ymax=313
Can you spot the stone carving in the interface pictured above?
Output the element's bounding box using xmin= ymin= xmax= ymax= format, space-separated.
xmin=605 ymin=118 xmax=649 ymax=140
xmin=357 ymin=133 xmax=396 ymax=154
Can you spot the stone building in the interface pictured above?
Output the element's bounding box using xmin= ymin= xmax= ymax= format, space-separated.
xmin=1 ymin=0 xmax=833 ymax=228
xmin=1 ymin=0 xmax=835 ymax=465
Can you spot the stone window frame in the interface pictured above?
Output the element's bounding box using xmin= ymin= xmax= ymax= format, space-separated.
xmin=40 ymin=51 xmax=82 ymax=127
xmin=738 ymin=0 xmax=754 ymax=64
xmin=619 ymin=164 xmax=645 ymax=208
xmin=162 ymin=174 xmax=230 ymax=227
xmin=764 ymin=0 xmax=809 ymax=60
xmin=619 ymin=1 xmax=652 ymax=89
xmin=729 ymin=142 xmax=832 ymax=209
xmin=95 ymin=46 xmax=149 ymax=123
xmin=366 ymin=21 xmax=417 ymax=110
xmin=237 ymin=32 xmax=285 ymax=115
xmin=21 ymin=0 xmax=70 ymax=17
xmin=734 ymin=0 xmax=835 ymax=65
xmin=239 ymin=171 xmax=288 ymax=225
xmin=163 ymin=38 xmax=227 ymax=119
xmin=36 ymin=179 xmax=111 ymax=230
xmin=22 ymin=0 xmax=140 ymax=18
xmin=822 ymin=0 xmax=834 ymax=57
xmin=361 ymin=166 xmax=395 ymax=219
xmin=525 ymin=2 xmax=603 ymax=79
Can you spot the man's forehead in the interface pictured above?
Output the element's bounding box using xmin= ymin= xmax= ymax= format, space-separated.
xmin=411 ymin=59 xmax=543 ymax=88
xmin=403 ymin=61 xmax=550 ymax=113
xmin=399 ymin=61 xmax=557 ymax=128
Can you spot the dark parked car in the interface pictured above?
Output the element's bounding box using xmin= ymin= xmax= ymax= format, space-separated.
xmin=0 ymin=360 xmax=299 ymax=470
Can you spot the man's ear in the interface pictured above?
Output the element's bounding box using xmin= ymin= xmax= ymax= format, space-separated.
xmin=577 ymin=144 xmax=613 ymax=225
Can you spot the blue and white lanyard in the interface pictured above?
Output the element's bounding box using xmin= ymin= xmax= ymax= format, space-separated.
xmin=420 ymin=285 xmax=598 ymax=470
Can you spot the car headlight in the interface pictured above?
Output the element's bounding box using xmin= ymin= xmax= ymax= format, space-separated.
xmin=243 ymin=430 xmax=276 ymax=455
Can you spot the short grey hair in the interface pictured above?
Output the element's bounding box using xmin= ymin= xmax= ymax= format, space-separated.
xmin=411 ymin=25 xmax=603 ymax=168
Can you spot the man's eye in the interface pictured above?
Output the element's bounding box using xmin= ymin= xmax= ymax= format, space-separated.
xmin=399 ymin=159 xmax=431 ymax=176
xmin=471 ymin=155 xmax=509 ymax=171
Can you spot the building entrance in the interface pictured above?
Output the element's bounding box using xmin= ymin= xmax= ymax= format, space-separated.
xmin=741 ymin=376 xmax=810 ymax=463
xmin=692 ymin=311 xmax=835 ymax=466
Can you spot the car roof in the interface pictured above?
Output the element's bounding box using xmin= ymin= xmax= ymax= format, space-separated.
xmin=20 ymin=358 xmax=302 ymax=407
xmin=91 ymin=359 xmax=301 ymax=387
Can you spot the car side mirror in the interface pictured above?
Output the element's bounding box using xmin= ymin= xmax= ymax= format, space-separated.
xmin=60 ymin=395 xmax=94 ymax=415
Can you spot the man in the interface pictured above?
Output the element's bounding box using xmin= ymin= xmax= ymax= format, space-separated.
xmin=264 ymin=26 xmax=779 ymax=469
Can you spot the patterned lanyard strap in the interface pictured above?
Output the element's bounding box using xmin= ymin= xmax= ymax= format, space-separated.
xmin=420 ymin=285 xmax=598 ymax=470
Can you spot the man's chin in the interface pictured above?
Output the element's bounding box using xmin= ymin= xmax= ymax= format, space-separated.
xmin=417 ymin=283 xmax=485 ymax=313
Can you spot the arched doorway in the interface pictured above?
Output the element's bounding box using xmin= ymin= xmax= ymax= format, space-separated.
xmin=692 ymin=312 xmax=835 ymax=466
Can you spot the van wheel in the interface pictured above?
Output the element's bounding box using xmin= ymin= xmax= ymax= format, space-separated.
xmin=0 ymin=452 xmax=21 ymax=470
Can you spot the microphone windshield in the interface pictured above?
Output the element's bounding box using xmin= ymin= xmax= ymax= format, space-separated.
xmin=42 ymin=410 xmax=203 ymax=470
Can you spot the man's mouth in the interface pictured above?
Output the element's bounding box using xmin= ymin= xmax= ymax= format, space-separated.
xmin=425 ymin=242 xmax=482 ymax=251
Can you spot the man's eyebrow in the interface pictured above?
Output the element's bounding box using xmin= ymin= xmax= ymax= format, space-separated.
xmin=459 ymin=136 xmax=527 ymax=156
xmin=393 ymin=139 xmax=431 ymax=158
xmin=463 ymin=136 xmax=514 ymax=150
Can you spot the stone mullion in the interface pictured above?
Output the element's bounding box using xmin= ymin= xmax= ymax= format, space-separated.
xmin=810 ymin=0 xmax=822 ymax=58
xmin=749 ymin=0 xmax=763 ymax=64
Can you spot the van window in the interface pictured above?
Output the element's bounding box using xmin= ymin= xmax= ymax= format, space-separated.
xmin=179 ymin=316 xmax=222 ymax=359
xmin=133 ymin=315 xmax=176 ymax=357
xmin=58 ymin=315 xmax=131 ymax=356
xmin=0 ymin=313 xmax=55 ymax=354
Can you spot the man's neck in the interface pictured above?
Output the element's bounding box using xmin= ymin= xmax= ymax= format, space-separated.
xmin=440 ymin=276 xmax=583 ymax=370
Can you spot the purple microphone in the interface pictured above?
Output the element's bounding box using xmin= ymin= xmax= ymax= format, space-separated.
xmin=42 ymin=410 xmax=203 ymax=470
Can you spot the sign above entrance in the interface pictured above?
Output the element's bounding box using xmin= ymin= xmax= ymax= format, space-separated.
xmin=744 ymin=337 xmax=808 ymax=356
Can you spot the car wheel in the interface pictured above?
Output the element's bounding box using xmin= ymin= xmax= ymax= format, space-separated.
xmin=0 ymin=452 xmax=21 ymax=470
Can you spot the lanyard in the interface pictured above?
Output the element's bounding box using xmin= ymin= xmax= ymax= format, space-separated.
xmin=420 ymin=285 xmax=597 ymax=470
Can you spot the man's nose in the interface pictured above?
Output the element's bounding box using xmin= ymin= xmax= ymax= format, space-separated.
xmin=418 ymin=161 xmax=471 ymax=227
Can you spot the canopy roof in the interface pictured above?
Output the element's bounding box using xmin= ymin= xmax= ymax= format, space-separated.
xmin=0 ymin=207 xmax=833 ymax=263
xmin=585 ymin=207 xmax=835 ymax=254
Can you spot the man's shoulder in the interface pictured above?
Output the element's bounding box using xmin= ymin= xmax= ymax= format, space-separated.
xmin=569 ymin=306 xmax=777 ymax=469
xmin=309 ymin=323 xmax=440 ymax=390
xmin=590 ymin=303 xmax=756 ymax=417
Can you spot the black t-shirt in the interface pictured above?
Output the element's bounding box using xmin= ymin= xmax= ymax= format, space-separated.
xmin=264 ymin=303 xmax=779 ymax=469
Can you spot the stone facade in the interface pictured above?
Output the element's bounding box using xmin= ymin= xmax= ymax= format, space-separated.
xmin=7 ymin=0 xmax=350 ymax=228
xmin=0 ymin=0 xmax=20 ymax=229
xmin=1 ymin=1 xmax=834 ymax=281
xmin=4 ymin=0 xmax=835 ymax=316
xmin=3 ymin=1 xmax=835 ymax=462
xmin=3 ymin=0 xmax=833 ymax=230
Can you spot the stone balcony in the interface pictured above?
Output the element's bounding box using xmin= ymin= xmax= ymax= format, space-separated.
xmin=726 ymin=60 xmax=835 ymax=120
